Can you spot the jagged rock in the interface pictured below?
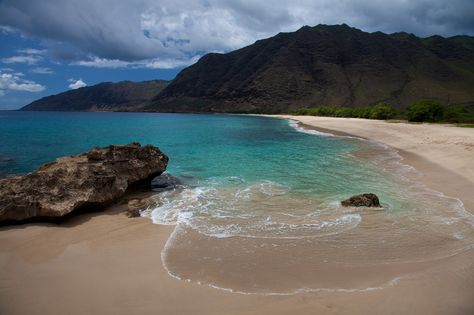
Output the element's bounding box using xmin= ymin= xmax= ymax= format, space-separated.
xmin=151 ymin=173 xmax=181 ymax=191
xmin=341 ymin=193 xmax=381 ymax=207
xmin=0 ymin=143 xmax=168 ymax=223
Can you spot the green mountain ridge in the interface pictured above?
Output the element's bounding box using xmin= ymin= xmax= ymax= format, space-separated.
xmin=21 ymin=80 xmax=169 ymax=112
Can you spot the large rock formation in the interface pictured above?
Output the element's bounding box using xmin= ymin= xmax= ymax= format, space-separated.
xmin=0 ymin=143 xmax=168 ymax=223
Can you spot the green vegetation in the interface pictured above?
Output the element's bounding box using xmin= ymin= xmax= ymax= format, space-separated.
xmin=294 ymin=100 xmax=474 ymax=124
xmin=294 ymin=103 xmax=398 ymax=119
xmin=295 ymin=106 xmax=374 ymax=118
xmin=406 ymin=100 xmax=444 ymax=122
xmin=370 ymin=103 xmax=397 ymax=120
xmin=443 ymin=105 xmax=474 ymax=123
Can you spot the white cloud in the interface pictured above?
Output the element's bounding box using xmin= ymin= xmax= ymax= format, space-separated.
xmin=0 ymin=70 xmax=45 ymax=95
xmin=68 ymin=78 xmax=87 ymax=89
xmin=2 ymin=55 xmax=43 ymax=65
xmin=72 ymin=57 xmax=131 ymax=68
xmin=0 ymin=25 xmax=16 ymax=34
xmin=17 ymin=48 xmax=46 ymax=55
xmin=2 ymin=47 xmax=46 ymax=65
xmin=30 ymin=67 xmax=54 ymax=74
xmin=71 ymin=55 xmax=200 ymax=69
xmin=143 ymin=55 xmax=201 ymax=69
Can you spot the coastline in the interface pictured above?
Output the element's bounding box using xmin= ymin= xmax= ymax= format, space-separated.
xmin=1 ymin=115 xmax=474 ymax=314
xmin=272 ymin=115 xmax=474 ymax=213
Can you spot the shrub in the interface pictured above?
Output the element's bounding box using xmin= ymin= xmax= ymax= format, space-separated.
xmin=370 ymin=103 xmax=397 ymax=120
xmin=443 ymin=105 xmax=474 ymax=123
xmin=406 ymin=100 xmax=444 ymax=122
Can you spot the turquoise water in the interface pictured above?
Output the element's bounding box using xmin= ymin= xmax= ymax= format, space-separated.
xmin=0 ymin=111 xmax=410 ymax=216
xmin=0 ymin=111 xmax=386 ymax=198
xmin=1 ymin=111 xmax=473 ymax=293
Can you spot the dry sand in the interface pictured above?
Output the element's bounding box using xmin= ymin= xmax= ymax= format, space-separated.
xmin=1 ymin=116 xmax=474 ymax=315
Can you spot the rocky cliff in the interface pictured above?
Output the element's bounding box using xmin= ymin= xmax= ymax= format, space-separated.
xmin=0 ymin=143 xmax=168 ymax=223
xmin=148 ymin=24 xmax=474 ymax=113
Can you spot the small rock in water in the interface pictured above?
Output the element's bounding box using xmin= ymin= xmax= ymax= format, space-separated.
xmin=341 ymin=193 xmax=381 ymax=207
xmin=151 ymin=173 xmax=181 ymax=191
xmin=127 ymin=199 xmax=149 ymax=218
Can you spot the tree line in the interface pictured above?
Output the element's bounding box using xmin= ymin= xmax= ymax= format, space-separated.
xmin=294 ymin=101 xmax=474 ymax=123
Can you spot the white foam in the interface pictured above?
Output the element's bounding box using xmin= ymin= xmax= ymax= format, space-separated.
xmin=161 ymin=233 xmax=402 ymax=296
xmin=205 ymin=276 xmax=402 ymax=296
xmin=149 ymin=186 xmax=210 ymax=225
xmin=161 ymin=223 xmax=402 ymax=296
xmin=288 ymin=119 xmax=365 ymax=140
xmin=143 ymin=179 xmax=363 ymax=240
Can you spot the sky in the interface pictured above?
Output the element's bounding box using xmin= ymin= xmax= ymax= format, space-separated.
xmin=0 ymin=0 xmax=473 ymax=109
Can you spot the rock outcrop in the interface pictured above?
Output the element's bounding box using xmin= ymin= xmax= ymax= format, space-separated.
xmin=0 ymin=143 xmax=168 ymax=223
xmin=341 ymin=193 xmax=381 ymax=207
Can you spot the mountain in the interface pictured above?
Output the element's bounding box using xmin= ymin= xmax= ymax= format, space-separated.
xmin=21 ymin=80 xmax=169 ymax=111
xmin=147 ymin=24 xmax=474 ymax=113
xmin=21 ymin=25 xmax=474 ymax=113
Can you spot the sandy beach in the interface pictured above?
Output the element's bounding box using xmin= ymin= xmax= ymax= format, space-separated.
xmin=2 ymin=116 xmax=474 ymax=315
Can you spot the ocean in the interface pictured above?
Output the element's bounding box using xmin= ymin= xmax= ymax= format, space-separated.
xmin=1 ymin=111 xmax=473 ymax=294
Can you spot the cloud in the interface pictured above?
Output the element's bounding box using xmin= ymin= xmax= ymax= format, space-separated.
xmin=71 ymin=57 xmax=131 ymax=68
xmin=30 ymin=67 xmax=54 ymax=74
xmin=0 ymin=0 xmax=472 ymax=69
xmin=0 ymin=70 xmax=45 ymax=95
xmin=17 ymin=48 xmax=46 ymax=55
xmin=2 ymin=48 xmax=46 ymax=65
xmin=68 ymin=78 xmax=87 ymax=89
xmin=143 ymin=55 xmax=201 ymax=69
xmin=71 ymin=55 xmax=200 ymax=69
xmin=2 ymin=55 xmax=43 ymax=65
xmin=0 ymin=25 xmax=16 ymax=34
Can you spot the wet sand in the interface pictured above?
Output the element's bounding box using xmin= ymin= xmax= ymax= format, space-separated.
xmin=1 ymin=116 xmax=474 ymax=314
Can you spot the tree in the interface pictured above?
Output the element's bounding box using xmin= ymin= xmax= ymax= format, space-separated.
xmin=443 ymin=105 xmax=473 ymax=123
xmin=406 ymin=100 xmax=444 ymax=122
xmin=370 ymin=103 xmax=397 ymax=120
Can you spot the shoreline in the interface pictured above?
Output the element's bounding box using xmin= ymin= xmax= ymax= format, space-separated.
xmin=272 ymin=115 xmax=474 ymax=212
xmin=1 ymin=115 xmax=474 ymax=314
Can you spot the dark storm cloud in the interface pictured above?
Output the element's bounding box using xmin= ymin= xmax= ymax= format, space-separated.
xmin=0 ymin=0 xmax=473 ymax=66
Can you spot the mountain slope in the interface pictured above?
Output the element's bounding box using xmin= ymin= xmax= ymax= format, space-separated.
xmin=147 ymin=24 xmax=474 ymax=113
xmin=21 ymin=80 xmax=169 ymax=111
